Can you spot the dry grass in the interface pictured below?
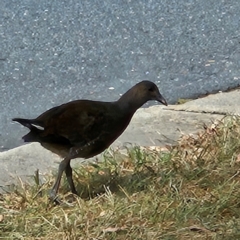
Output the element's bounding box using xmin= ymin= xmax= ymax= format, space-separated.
xmin=1 ymin=116 xmax=240 ymax=239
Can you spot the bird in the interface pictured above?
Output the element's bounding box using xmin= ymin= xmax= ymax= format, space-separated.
xmin=12 ymin=80 xmax=167 ymax=201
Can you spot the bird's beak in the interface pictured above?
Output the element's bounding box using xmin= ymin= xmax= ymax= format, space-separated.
xmin=157 ymin=94 xmax=168 ymax=106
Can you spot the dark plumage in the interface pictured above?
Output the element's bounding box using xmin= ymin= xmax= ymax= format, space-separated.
xmin=13 ymin=80 xmax=167 ymax=201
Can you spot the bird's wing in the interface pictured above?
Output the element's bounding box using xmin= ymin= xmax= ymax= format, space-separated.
xmin=37 ymin=100 xmax=114 ymax=147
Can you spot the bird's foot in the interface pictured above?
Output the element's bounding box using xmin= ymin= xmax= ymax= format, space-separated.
xmin=48 ymin=189 xmax=62 ymax=205
xmin=48 ymin=189 xmax=78 ymax=206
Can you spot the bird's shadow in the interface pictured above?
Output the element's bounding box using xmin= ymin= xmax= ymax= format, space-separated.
xmin=72 ymin=167 xmax=154 ymax=200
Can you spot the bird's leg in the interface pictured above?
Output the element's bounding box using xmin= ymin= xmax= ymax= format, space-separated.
xmin=49 ymin=156 xmax=71 ymax=202
xmin=65 ymin=161 xmax=78 ymax=195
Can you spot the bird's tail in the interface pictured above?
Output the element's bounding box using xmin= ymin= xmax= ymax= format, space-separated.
xmin=12 ymin=118 xmax=43 ymax=142
xmin=12 ymin=118 xmax=36 ymax=129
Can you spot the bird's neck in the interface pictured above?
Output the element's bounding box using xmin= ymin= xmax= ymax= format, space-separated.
xmin=117 ymin=89 xmax=146 ymax=113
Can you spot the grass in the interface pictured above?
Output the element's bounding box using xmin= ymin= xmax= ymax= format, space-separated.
xmin=1 ymin=116 xmax=240 ymax=239
xmin=176 ymin=98 xmax=193 ymax=104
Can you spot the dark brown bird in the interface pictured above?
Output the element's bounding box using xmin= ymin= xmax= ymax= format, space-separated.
xmin=13 ymin=80 xmax=167 ymax=201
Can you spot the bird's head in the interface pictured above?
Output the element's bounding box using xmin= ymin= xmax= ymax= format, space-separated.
xmin=118 ymin=80 xmax=168 ymax=111
xmin=138 ymin=80 xmax=167 ymax=106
